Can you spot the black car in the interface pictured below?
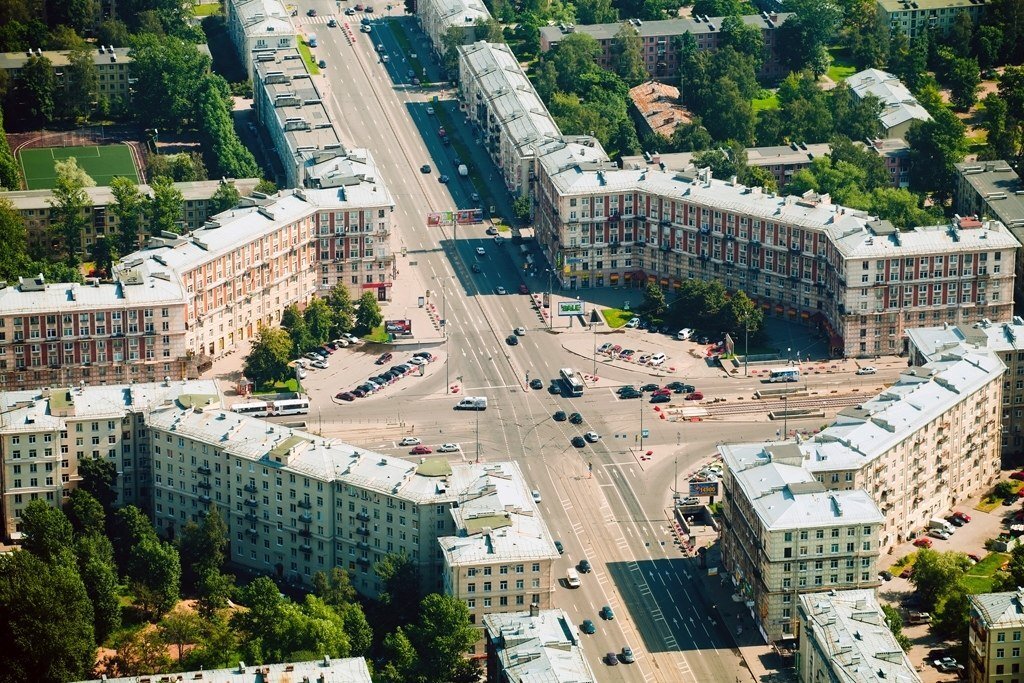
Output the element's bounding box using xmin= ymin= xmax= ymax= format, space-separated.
xmin=554 ymin=540 xmax=564 ymax=554
xmin=553 ymin=411 xmax=567 ymax=421
xmin=640 ymin=383 xmax=660 ymax=392
xmin=616 ymin=385 xmax=636 ymax=395
xmin=571 ymin=436 xmax=586 ymax=448
xmin=619 ymin=389 xmax=641 ymax=399
xmin=549 ymin=383 xmax=562 ymax=395
xmin=375 ymin=352 xmax=393 ymax=365
xmin=579 ymin=559 xmax=591 ymax=573
xmin=529 ymin=378 xmax=543 ymax=390
xmin=414 ymin=351 xmax=433 ymax=361
xmin=306 ymin=8 xmax=317 ymax=15
xmin=352 ymin=388 xmax=367 ymax=398
xmin=568 ymin=412 xmax=583 ymax=424
xmin=506 ymin=335 xmax=519 ymax=346
xmin=438 ymin=175 xmax=449 ymax=184
xmin=420 ymin=164 xmax=431 ymax=173
xmin=605 ymin=652 xmax=619 ymax=666
xmin=638 ymin=320 xmax=649 ymax=330
xmin=650 ymin=394 xmax=671 ymax=404
xmin=879 ymin=570 xmax=894 ymax=581
xmin=360 ymin=16 xmax=370 ymax=24
xmin=471 ymin=263 xmax=482 ymax=273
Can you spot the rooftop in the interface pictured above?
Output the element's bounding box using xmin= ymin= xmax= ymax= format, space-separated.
xmin=0 ymin=269 xmax=185 ymax=317
xmin=846 ymin=68 xmax=932 ymax=132
xmin=73 ymin=657 xmax=372 ymax=683
xmin=232 ymin=0 xmax=295 ymax=37
xmin=971 ymin=590 xmax=1024 ymax=630
xmin=540 ymin=12 xmax=793 ymax=43
xmin=906 ymin=317 xmax=1024 ymax=360
xmin=955 ymin=161 xmax=1024 ymax=230
xmin=255 ymin=51 xmax=341 ymax=160
xmin=621 ymin=142 xmax=831 ymax=173
xmin=878 ymin=0 xmax=987 ymax=12
xmin=800 ymin=590 xmax=921 ymax=683
xmin=0 ymin=46 xmax=133 ymax=71
xmin=720 ymin=348 xmax=1004 ymax=475
xmin=419 ymin=0 xmax=492 ymax=30
xmin=628 ymin=81 xmax=692 ymax=137
xmin=482 ymin=609 xmax=597 ymax=682
xmin=1 ymin=178 xmax=261 ymax=211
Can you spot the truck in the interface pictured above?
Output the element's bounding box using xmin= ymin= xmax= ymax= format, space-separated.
xmin=455 ymin=396 xmax=487 ymax=410
xmin=929 ymin=517 xmax=954 ymax=534
xmin=457 ymin=164 xmax=468 ymax=177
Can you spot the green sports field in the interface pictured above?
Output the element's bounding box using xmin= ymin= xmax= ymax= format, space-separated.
xmin=18 ymin=144 xmax=139 ymax=190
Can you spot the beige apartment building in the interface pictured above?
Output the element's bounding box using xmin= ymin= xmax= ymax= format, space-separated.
xmin=0 ymin=46 xmax=135 ymax=108
xmin=418 ymin=0 xmax=492 ymax=58
xmin=225 ymin=0 xmax=296 ymax=78
xmin=719 ymin=442 xmax=883 ymax=642
xmin=0 ymin=379 xmax=219 ymax=539
xmin=482 ymin=608 xmax=597 ymax=682
xmin=439 ymin=462 xmax=559 ymax=653
xmin=533 ymin=142 xmax=1019 ymax=358
xmin=2 ymin=178 xmax=261 ymax=255
xmin=969 ymin=590 xmax=1024 ymax=683
xmin=798 ymin=590 xmax=921 ymax=682
xmin=878 ymin=0 xmax=987 ymax=38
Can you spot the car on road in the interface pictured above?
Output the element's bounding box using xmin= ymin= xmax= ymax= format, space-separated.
xmin=581 ymin=619 xmax=596 ymax=634
xmin=667 ymin=382 xmax=694 ymax=393
xmin=913 ymin=537 xmax=933 ymax=548
xmin=471 ymin=192 xmax=480 ymax=202
xmin=519 ymin=284 xmax=529 ymax=294
xmin=336 ymin=392 xmax=355 ymax=401
xmin=360 ymin=16 xmax=369 ymax=24
xmin=625 ymin=317 xmax=640 ymax=328
xmin=856 ymin=366 xmax=877 ymax=375
xmin=640 ymin=383 xmax=660 ymax=392
xmin=496 ymin=286 xmax=506 ymax=295
xmin=410 ymin=445 xmax=433 ymax=455
xmin=569 ymin=412 xmax=583 ymax=424
xmin=584 ymin=431 xmax=600 ymax=442
xmin=438 ymin=174 xmax=449 ymax=183
xmin=652 ymin=388 xmax=671 ymax=397
xmin=529 ymin=378 xmax=543 ymax=390
xmin=375 ymin=352 xmax=393 ymax=365
xmin=879 ymin=570 xmax=893 ymax=581
xmin=570 ymin=436 xmax=586 ymax=448
xmin=425 ymin=105 xmax=435 ymax=115
xmin=685 ymin=391 xmax=704 ymax=401
xmin=399 ymin=437 xmax=421 ymax=446
xmin=620 ymin=647 xmax=635 ymax=664
xmin=553 ymin=411 xmax=567 ymax=421
xmin=475 ymin=246 xmax=486 ymax=256
xmin=618 ymin=388 xmax=641 ymax=399
xmin=554 ymin=540 xmax=564 ymax=554
xmin=411 ymin=76 xmax=420 ymax=84
xmin=578 ymin=559 xmax=591 ymax=573
xmin=953 ymin=511 xmax=971 ymax=523
xmin=311 ymin=359 xmax=328 ymax=369
xmin=364 ymin=5 xmax=374 ymax=11
xmin=327 ymin=17 xmax=337 ymax=26
xmin=344 ymin=7 xmax=355 ymax=13
xmin=471 ymin=263 xmax=482 ymax=273
xmin=514 ymin=327 xmax=526 ymax=335
xmin=531 ymin=489 xmax=542 ymax=503
xmin=604 ymin=652 xmax=619 ymax=666
xmin=420 ymin=164 xmax=430 ymax=173
xmin=600 ymin=605 xmax=614 ymax=620
xmin=307 ymin=8 xmax=317 ymax=15
xmin=505 ymin=335 xmax=518 ymax=346
xmin=650 ymin=394 xmax=670 ymax=404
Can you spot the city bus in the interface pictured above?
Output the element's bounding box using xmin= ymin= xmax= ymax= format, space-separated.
xmin=271 ymin=398 xmax=310 ymax=416
xmin=559 ymin=368 xmax=584 ymax=397
xmin=767 ymin=368 xmax=800 ymax=383
xmin=233 ymin=401 xmax=271 ymax=417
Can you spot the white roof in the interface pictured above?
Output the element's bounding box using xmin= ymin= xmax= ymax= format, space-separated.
xmin=800 ymin=590 xmax=921 ymax=683
xmin=420 ymin=0 xmax=492 ymax=31
xmin=1 ymin=179 xmax=261 ymax=211
xmin=482 ymin=609 xmax=597 ymax=683
xmin=0 ymin=269 xmax=185 ymax=316
xmin=846 ymin=68 xmax=932 ymax=132
xmin=906 ymin=318 xmax=1024 ymax=361
xmin=232 ymin=0 xmax=295 ymax=37
xmin=74 ymin=657 xmax=372 ymax=683
xmin=971 ymin=590 xmax=1024 ymax=630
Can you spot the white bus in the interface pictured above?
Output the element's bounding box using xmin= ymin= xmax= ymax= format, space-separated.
xmin=272 ymin=398 xmax=310 ymax=416
xmin=233 ymin=401 xmax=271 ymax=417
xmin=767 ymin=368 xmax=800 ymax=383
xmin=559 ymin=368 xmax=584 ymax=397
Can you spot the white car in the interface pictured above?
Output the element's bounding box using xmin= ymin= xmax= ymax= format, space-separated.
xmin=475 ymin=246 xmax=486 ymax=256
xmin=856 ymin=366 xmax=877 ymax=375
xmin=408 ymin=356 xmax=427 ymax=365
xmin=305 ymin=352 xmax=322 ymax=362
xmin=625 ymin=317 xmax=640 ymax=328
xmin=342 ymin=333 xmax=360 ymax=344
xmin=437 ymin=443 xmax=460 ymax=452
xmin=426 ymin=106 xmax=435 ymax=115
xmin=584 ymin=431 xmax=600 ymax=443
xmin=514 ymin=327 xmax=526 ymax=336
xmin=496 ymin=286 xmax=506 ymax=295
xmin=296 ymin=368 xmax=307 ymax=380
xmin=532 ymin=489 xmax=542 ymax=503
xmin=650 ymin=352 xmax=666 ymax=366
xmin=399 ymin=437 xmax=421 ymax=446
xmin=311 ymin=359 xmax=328 ymax=369
xmin=332 ymin=338 xmax=349 ymax=347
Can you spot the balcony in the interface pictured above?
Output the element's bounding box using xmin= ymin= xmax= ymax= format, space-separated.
xmin=298 ymin=528 xmax=312 ymax=538
xmin=300 ymin=543 xmax=312 ymax=553
xmin=245 ymin=527 xmax=258 ymax=536
xmin=244 ymin=511 xmax=258 ymax=522
xmin=357 ymin=540 xmax=369 ymax=550
xmin=243 ymin=498 xmax=258 ymax=508
xmin=197 ymin=480 xmax=211 ymax=490
xmin=356 ymin=511 xmax=370 ymax=522
xmin=197 ymin=465 xmax=211 ymax=476
xmin=297 ymin=499 xmax=312 ymax=509
xmin=356 ymin=527 xmax=370 ymax=536
xmin=244 ymin=483 xmax=257 ymax=493
xmin=298 ymin=512 xmax=312 ymax=524
xmin=356 ymin=556 xmax=370 ymax=566
xmin=199 ymin=494 xmax=211 ymax=503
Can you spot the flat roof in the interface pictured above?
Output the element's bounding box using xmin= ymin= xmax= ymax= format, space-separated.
xmin=419 ymin=0 xmax=492 ymax=30
xmin=971 ymin=590 xmax=1024 ymax=630
xmin=906 ymin=317 xmax=1024 ymax=359
xmin=73 ymin=657 xmax=372 ymax=683
xmin=540 ymin=12 xmax=793 ymax=43
xmin=482 ymin=609 xmax=596 ymax=682
xmin=232 ymin=0 xmax=296 ymax=37
xmin=878 ymin=0 xmax=986 ymax=12
xmin=955 ymin=162 xmax=1024 ymax=228
xmin=0 ymin=269 xmax=185 ymax=316
xmin=255 ymin=51 xmax=341 ymax=161
xmin=0 ymin=47 xmax=133 ymax=71
xmin=1 ymin=179 xmax=261 ymax=211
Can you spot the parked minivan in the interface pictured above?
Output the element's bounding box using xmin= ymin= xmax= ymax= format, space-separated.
xmin=676 ymin=328 xmax=694 ymax=341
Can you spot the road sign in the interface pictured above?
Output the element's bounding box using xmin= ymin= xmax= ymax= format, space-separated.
xmin=558 ymin=301 xmax=583 ymax=317
xmin=641 ymin=429 xmax=649 ymax=438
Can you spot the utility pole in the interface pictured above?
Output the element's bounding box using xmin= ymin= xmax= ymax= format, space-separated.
xmin=547 ymin=268 xmax=554 ymax=330
xmin=783 ymin=393 xmax=788 ymax=441
xmin=475 ymin=407 xmax=480 ymax=463
xmin=744 ymin=315 xmax=750 ymax=377
xmin=639 ymin=395 xmax=645 ymax=451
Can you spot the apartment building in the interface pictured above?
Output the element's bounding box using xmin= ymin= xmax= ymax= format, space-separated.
xmin=722 ymin=347 xmax=1003 ymax=559
xmin=457 ymin=42 xmax=562 ymax=199
xmin=535 ymin=139 xmax=1019 ymax=357
xmin=439 ymin=461 xmax=559 ymax=647
xmin=482 ymin=607 xmax=597 ymax=682
xmin=0 ymin=379 xmax=219 ymax=539
xmin=907 ymin=317 xmax=1024 ymax=456
xmin=0 ymin=269 xmax=188 ymax=392
xmin=225 ymin=0 xmax=297 ymax=78
xmin=719 ymin=441 xmax=883 ymax=642
xmin=538 ymin=12 xmax=793 ymax=81
xmin=74 ymin=657 xmax=372 ymax=683
xmin=418 ymin=0 xmax=492 ymax=58
xmin=797 ymin=590 xmax=921 ymax=683
xmin=0 ymin=46 xmax=135 ymax=107
xmin=2 ymin=178 xmax=261 ymax=254
xmin=969 ymin=590 xmax=1024 ymax=683
xmin=878 ymin=0 xmax=987 ymax=37
xmin=869 ymin=137 xmax=912 ymax=188
xmin=847 ymin=69 xmax=932 ymax=139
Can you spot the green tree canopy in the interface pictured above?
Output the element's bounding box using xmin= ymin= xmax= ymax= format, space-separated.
xmin=12 ymin=54 xmax=56 ymax=125
xmin=50 ymin=156 xmax=94 ymax=260
xmin=243 ymin=324 xmax=293 ymax=386
xmin=64 ymin=488 xmax=106 ymax=537
xmin=110 ymin=176 xmax=146 ymax=254
xmin=75 ymin=531 xmax=122 ymax=642
xmin=0 ymin=197 xmax=30 ymax=280
xmin=356 ymin=291 xmax=384 ymax=333
xmin=177 ymin=506 xmax=228 ymax=591
xmin=610 ymin=23 xmax=647 ymax=87
xmin=907 ymin=105 xmax=969 ymax=201
xmin=20 ymin=498 xmax=75 ymax=564
xmin=63 ymin=46 xmax=99 ymax=120
xmin=409 ymin=594 xmax=481 ymax=683
xmin=147 ymin=174 xmax=184 ymax=235
xmin=129 ymin=35 xmax=211 ymax=130
xmin=129 ymin=536 xmax=181 ymax=618
xmin=325 ymin=283 xmax=355 ymax=336
xmin=0 ymin=109 xmax=21 ymax=190
xmin=281 ymin=303 xmax=313 ymax=353
xmin=79 ymin=456 xmax=119 ymax=516
xmin=909 ymin=548 xmax=972 ymax=608
xmin=304 ymin=297 xmax=335 ymax=347
xmin=209 ymin=181 xmax=242 ymax=214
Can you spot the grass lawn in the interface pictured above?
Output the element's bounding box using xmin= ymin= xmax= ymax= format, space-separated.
xmin=363 ymin=324 xmax=390 ymax=343
xmin=19 ymin=144 xmax=139 ymax=189
xmin=967 ymin=130 xmax=988 ymax=155
xmin=602 ymin=308 xmax=633 ymax=328
xmin=826 ymin=48 xmax=858 ymax=83
xmin=978 ymin=479 xmax=1024 ymax=511
xmin=962 ymin=552 xmax=1009 ymax=594
xmin=192 ymin=2 xmax=220 ymax=15
xmin=962 ymin=574 xmax=996 ymax=594
xmin=752 ymin=91 xmax=779 ymax=113
xmin=297 ymin=39 xmax=320 ymax=75
xmin=256 ymin=378 xmax=300 ymax=393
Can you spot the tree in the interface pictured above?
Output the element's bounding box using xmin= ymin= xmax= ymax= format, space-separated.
xmin=149 ymin=152 xmax=208 ymax=182
xmin=196 ymin=75 xmax=260 ymax=178
xmin=63 ymin=46 xmax=98 ymax=120
xmin=209 ymin=181 xmax=242 ymax=214
xmin=881 ymin=604 xmax=912 ymax=652
xmin=79 ymin=456 xmax=118 ymax=516
xmin=373 ymin=552 xmax=421 ymax=631
xmin=0 ymin=109 xmax=20 ymax=190
xmin=377 ymin=627 xmax=418 ymax=683
xmin=744 ymin=166 xmax=778 ymax=192
xmin=778 ymin=0 xmax=841 ymax=76
xmin=976 ymin=25 xmax=1003 ymax=69
xmin=76 ymin=532 xmax=122 ymax=642
xmin=702 ymin=78 xmax=754 ymax=144
xmin=669 ymin=119 xmax=712 ymax=152
xmin=110 ymin=176 xmax=146 ymax=254
xmin=129 ymin=537 xmax=181 ymax=618
xmin=129 ymin=35 xmax=211 ymax=130
xmin=12 ymin=54 xmax=56 ymax=125
xmin=575 ymin=0 xmax=617 ymax=23
xmin=177 ymin=506 xmax=228 ymax=590
xmin=610 ymin=23 xmax=647 ymax=87
xmin=243 ymin=324 xmax=293 ymax=386
xmin=693 ymin=0 xmax=742 ymax=15
xmin=640 ymin=281 xmax=667 ymax=320
xmin=159 ymin=607 xmax=204 ymax=662
xmin=304 ymin=297 xmax=334 ymax=347
xmin=50 ymin=157 xmax=94 ymax=259
xmin=722 ymin=290 xmax=763 ymax=340
xmin=947 ymin=56 xmax=981 ymax=110
xmin=720 ymin=15 xmax=765 ymax=71
xmin=947 ymin=9 xmax=975 ymax=56
xmin=147 ymin=174 xmax=184 ymax=235
xmin=549 ymin=33 xmax=600 ymax=93
xmin=104 ymin=626 xmax=171 ymax=676
xmin=356 ymin=291 xmax=383 ymax=333
xmin=64 ymin=488 xmax=106 ymax=537
xmin=0 ymin=198 xmax=29 ymax=280
xmin=111 ymin=505 xmax=157 ymax=574
xmin=907 ymin=106 xmax=968 ymax=201
xmin=91 ymin=236 xmax=119 ymax=277
xmin=255 ymin=178 xmax=278 ymax=194
xmin=931 ymin=585 xmax=970 ymax=640
xmin=281 ymin=303 xmax=313 ymax=352
xmin=20 ymin=499 xmax=74 ymax=564
xmin=181 ymin=612 xmax=239 ymax=671
xmin=410 ymin=594 xmax=481 ymax=683
xmin=195 ymin=568 xmax=235 ymax=618
xmin=0 ymin=550 xmax=96 ymax=682
xmin=995 ymin=480 xmax=1017 ymax=499
xmin=909 ymin=548 xmax=971 ymax=608
xmin=313 ymin=568 xmax=357 ymax=608
xmin=325 ymin=283 xmax=355 ymax=336
xmin=512 ymin=194 xmax=531 ymax=221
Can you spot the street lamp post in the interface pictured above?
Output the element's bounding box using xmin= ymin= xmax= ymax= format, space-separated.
xmin=547 ymin=268 xmax=554 ymax=330
xmin=743 ymin=316 xmax=750 ymax=377
xmin=433 ymin=275 xmax=456 ymax=394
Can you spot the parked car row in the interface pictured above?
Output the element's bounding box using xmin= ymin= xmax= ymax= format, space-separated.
xmin=596 ymin=343 xmax=669 ymax=367
xmin=335 ymin=352 xmax=433 ymax=401
xmin=615 ymin=382 xmax=702 ymax=402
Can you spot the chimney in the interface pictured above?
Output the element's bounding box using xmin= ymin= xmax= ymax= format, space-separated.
xmin=530 ymin=602 xmax=540 ymax=617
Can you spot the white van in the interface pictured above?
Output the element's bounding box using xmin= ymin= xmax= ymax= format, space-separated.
xmin=455 ymin=396 xmax=488 ymax=410
xmin=566 ymin=568 xmax=581 ymax=588
xmin=676 ymin=328 xmax=694 ymax=341
xmin=650 ymin=352 xmax=666 ymax=366
xmin=929 ymin=517 xmax=954 ymax=534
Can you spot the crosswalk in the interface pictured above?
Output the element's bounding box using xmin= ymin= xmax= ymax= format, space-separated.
xmin=300 ymin=12 xmax=375 ymax=25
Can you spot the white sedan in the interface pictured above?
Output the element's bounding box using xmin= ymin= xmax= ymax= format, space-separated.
xmin=856 ymin=366 xmax=878 ymax=375
xmin=584 ymin=431 xmax=600 ymax=443
xmin=311 ymin=359 xmax=328 ymax=369
xmin=399 ymin=437 xmax=421 ymax=446
xmin=437 ymin=443 xmax=460 ymax=452
xmin=408 ymin=356 xmax=427 ymax=365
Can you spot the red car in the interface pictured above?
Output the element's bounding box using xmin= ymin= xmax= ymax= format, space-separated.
xmin=375 ymin=352 xmax=393 ymax=365
xmin=519 ymin=284 xmax=529 ymax=294
xmin=336 ymin=392 xmax=355 ymax=401
xmin=952 ymin=511 xmax=971 ymax=523
xmin=913 ymin=537 xmax=933 ymax=548
xmin=410 ymin=445 xmax=432 ymax=455
xmin=652 ymin=388 xmax=671 ymax=397
xmin=685 ymin=391 xmax=704 ymax=401
xmin=1011 ymin=471 xmax=1024 ymax=481
xmin=900 ymin=566 xmax=913 ymax=578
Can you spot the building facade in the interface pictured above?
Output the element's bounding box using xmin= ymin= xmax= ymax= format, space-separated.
xmin=969 ymin=590 xmax=1024 ymax=683
xmin=225 ymin=0 xmax=297 ymax=78
xmin=482 ymin=607 xmax=597 ymax=682
xmin=798 ymin=590 xmax=921 ymax=683
xmin=719 ymin=442 xmax=884 ymax=642
xmin=0 ymin=47 xmax=135 ymax=110
xmin=539 ymin=13 xmax=792 ymax=81
xmin=2 ymin=178 xmax=261 ymax=255
xmin=878 ymin=0 xmax=987 ymax=38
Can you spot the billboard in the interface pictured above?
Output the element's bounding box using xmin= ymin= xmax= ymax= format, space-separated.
xmin=558 ymin=301 xmax=583 ymax=317
xmin=455 ymin=209 xmax=483 ymax=224
xmin=385 ymin=319 xmax=412 ymax=335
xmin=689 ymin=481 xmax=719 ymax=497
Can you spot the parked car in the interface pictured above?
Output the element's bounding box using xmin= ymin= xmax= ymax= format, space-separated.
xmin=437 ymin=443 xmax=459 ymax=452
xmin=619 ymin=388 xmax=641 ymax=399
xmin=584 ymin=431 xmax=600 ymax=442
xmin=399 ymin=437 xmax=421 ymax=446
xmin=650 ymin=394 xmax=671 ymax=404
xmin=604 ymin=652 xmax=619 ymax=666
xmin=519 ymin=284 xmax=529 ymax=294
xmin=375 ymin=352 xmax=393 ymax=365
xmin=928 ymin=529 xmax=951 ymax=540
xmin=599 ymin=342 xmax=613 ymax=354
xmin=625 ymin=317 xmax=640 ymax=328
xmin=342 ymin=333 xmax=360 ymax=344
xmin=934 ymin=657 xmax=960 ymax=673
xmin=900 ymin=565 xmax=913 ymax=578
xmin=953 ymin=511 xmax=971 ymax=523
xmin=640 ymin=383 xmax=660 ymax=393
xmin=571 ymin=436 xmax=586 ymax=448
xmin=879 ymin=570 xmax=893 ymax=581
xmin=685 ymin=391 xmax=704 ymax=401
xmin=352 ymin=388 xmax=367 ymax=398
xmin=410 ymin=445 xmax=432 ymax=455
xmin=413 ymin=351 xmax=432 ymax=360
xmin=336 ymin=392 xmax=355 ymax=401
xmin=311 ymin=359 xmax=328 ymax=369
xmin=913 ymin=537 xmax=933 ymax=548
xmin=856 ymin=366 xmax=878 ymax=375
xmin=578 ymin=559 xmax=591 ymax=573
xmin=408 ymin=356 xmax=426 ymax=366
xmin=496 ymin=286 xmax=507 ymax=295
xmin=553 ymin=411 xmax=567 ymax=422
